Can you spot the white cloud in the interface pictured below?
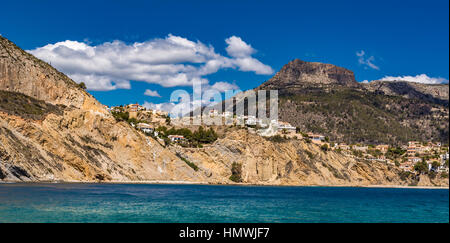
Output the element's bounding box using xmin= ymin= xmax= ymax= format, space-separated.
xmin=225 ymin=36 xmax=273 ymax=75
xmin=144 ymin=89 xmax=161 ymax=97
xmin=143 ymin=81 xmax=240 ymax=116
xmin=380 ymin=74 xmax=449 ymax=84
xmin=225 ymin=36 xmax=255 ymax=58
xmin=232 ymin=57 xmax=273 ymax=74
xmin=28 ymin=35 xmax=273 ymax=91
xmin=142 ymin=101 xmax=175 ymax=112
xmin=209 ymin=81 xmax=240 ymax=92
xmin=356 ymin=50 xmax=365 ymax=57
xmin=356 ymin=50 xmax=379 ymax=70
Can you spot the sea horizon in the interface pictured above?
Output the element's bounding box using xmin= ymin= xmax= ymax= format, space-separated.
xmin=1 ymin=183 xmax=448 ymax=223
xmin=1 ymin=181 xmax=449 ymax=189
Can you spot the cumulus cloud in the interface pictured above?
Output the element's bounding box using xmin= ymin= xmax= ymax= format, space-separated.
xmin=208 ymin=81 xmax=240 ymax=92
xmin=142 ymin=101 xmax=175 ymax=112
xmin=380 ymin=74 xmax=449 ymax=84
xmin=143 ymin=81 xmax=239 ymax=116
xmin=28 ymin=35 xmax=273 ymax=91
xmin=144 ymin=89 xmax=161 ymax=97
xmin=225 ymin=36 xmax=255 ymax=58
xmin=225 ymin=36 xmax=273 ymax=75
xmin=142 ymin=100 xmax=199 ymax=116
xmin=356 ymin=50 xmax=379 ymax=70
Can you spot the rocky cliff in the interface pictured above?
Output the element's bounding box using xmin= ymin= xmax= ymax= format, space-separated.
xmin=0 ymin=36 xmax=205 ymax=182
xmin=257 ymin=59 xmax=359 ymax=94
xmin=171 ymin=129 xmax=448 ymax=187
xmin=0 ymin=37 xmax=87 ymax=109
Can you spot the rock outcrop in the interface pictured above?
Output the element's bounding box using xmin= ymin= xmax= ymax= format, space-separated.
xmin=257 ymin=59 xmax=359 ymax=94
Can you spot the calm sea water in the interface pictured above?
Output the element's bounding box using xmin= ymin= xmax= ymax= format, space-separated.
xmin=0 ymin=183 xmax=448 ymax=223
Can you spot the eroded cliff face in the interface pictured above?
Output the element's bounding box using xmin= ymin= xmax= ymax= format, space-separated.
xmin=0 ymin=108 xmax=206 ymax=182
xmin=171 ymin=129 xmax=448 ymax=187
xmin=0 ymin=36 xmax=206 ymax=182
xmin=0 ymin=36 xmax=88 ymax=109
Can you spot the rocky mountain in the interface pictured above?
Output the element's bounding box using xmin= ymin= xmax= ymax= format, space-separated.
xmin=256 ymin=59 xmax=449 ymax=145
xmin=257 ymin=59 xmax=359 ymax=93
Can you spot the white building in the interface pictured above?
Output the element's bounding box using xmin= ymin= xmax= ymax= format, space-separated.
xmin=223 ymin=111 xmax=233 ymax=118
xmin=208 ymin=109 xmax=219 ymax=117
xmin=168 ymin=135 xmax=185 ymax=142
xmin=308 ymin=133 xmax=326 ymax=142
xmin=136 ymin=123 xmax=153 ymax=134
xmin=408 ymin=157 xmax=422 ymax=163
xmin=352 ymin=145 xmax=368 ymax=152
xmin=245 ymin=116 xmax=257 ymax=126
xmin=278 ymin=121 xmax=296 ymax=132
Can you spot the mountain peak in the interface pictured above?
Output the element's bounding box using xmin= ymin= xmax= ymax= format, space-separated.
xmin=258 ymin=59 xmax=358 ymax=92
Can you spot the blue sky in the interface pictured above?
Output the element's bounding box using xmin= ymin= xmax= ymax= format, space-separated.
xmin=1 ymin=0 xmax=448 ymax=107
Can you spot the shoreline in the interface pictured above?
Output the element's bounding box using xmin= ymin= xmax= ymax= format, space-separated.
xmin=1 ymin=180 xmax=448 ymax=189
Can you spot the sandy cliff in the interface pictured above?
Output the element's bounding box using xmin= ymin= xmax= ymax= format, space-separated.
xmin=0 ymin=36 xmax=205 ymax=182
xmin=171 ymin=129 xmax=448 ymax=187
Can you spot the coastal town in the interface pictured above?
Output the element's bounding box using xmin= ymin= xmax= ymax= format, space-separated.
xmin=106 ymin=103 xmax=450 ymax=177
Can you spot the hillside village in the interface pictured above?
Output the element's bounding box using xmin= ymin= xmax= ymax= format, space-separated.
xmin=107 ymin=104 xmax=450 ymax=178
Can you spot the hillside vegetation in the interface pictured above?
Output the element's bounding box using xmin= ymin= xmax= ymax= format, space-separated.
xmin=0 ymin=90 xmax=63 ymax=120
xmin=279 ymin=87 xmax=449 ymax=145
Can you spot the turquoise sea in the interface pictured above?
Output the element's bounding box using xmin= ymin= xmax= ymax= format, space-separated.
xmin=0 ymin=183 xmax=448 ymax=223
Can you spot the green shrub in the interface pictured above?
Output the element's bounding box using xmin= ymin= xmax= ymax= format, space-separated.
xmin=155 ymin=126 xmax=217 ymax=147
xmin=414 ymin=161 xmax=428 ymax=174
xmin=176 ymin=153 xmax=198 ymax=171
xmin=78 ymin=82 xmax=87 ymax=90
xmin=111 ymin=111 xmax=129 ymax=122
xmin=305 ymin=150 xmax=315 ymax=159
xmin=352 ymin=150 xmax=363 ymax=157
xmin=399 ymin=171 xmax=413 ymax=180
xmin=431 ymin=161 xmax=441 ymax=170
xmin=265 ymin=135 xmax=288 ymax=143
xmin=229 ymin=162 xmax=242 ymax=182
xmin=193 ymin=126 xmax=218 ymax=144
